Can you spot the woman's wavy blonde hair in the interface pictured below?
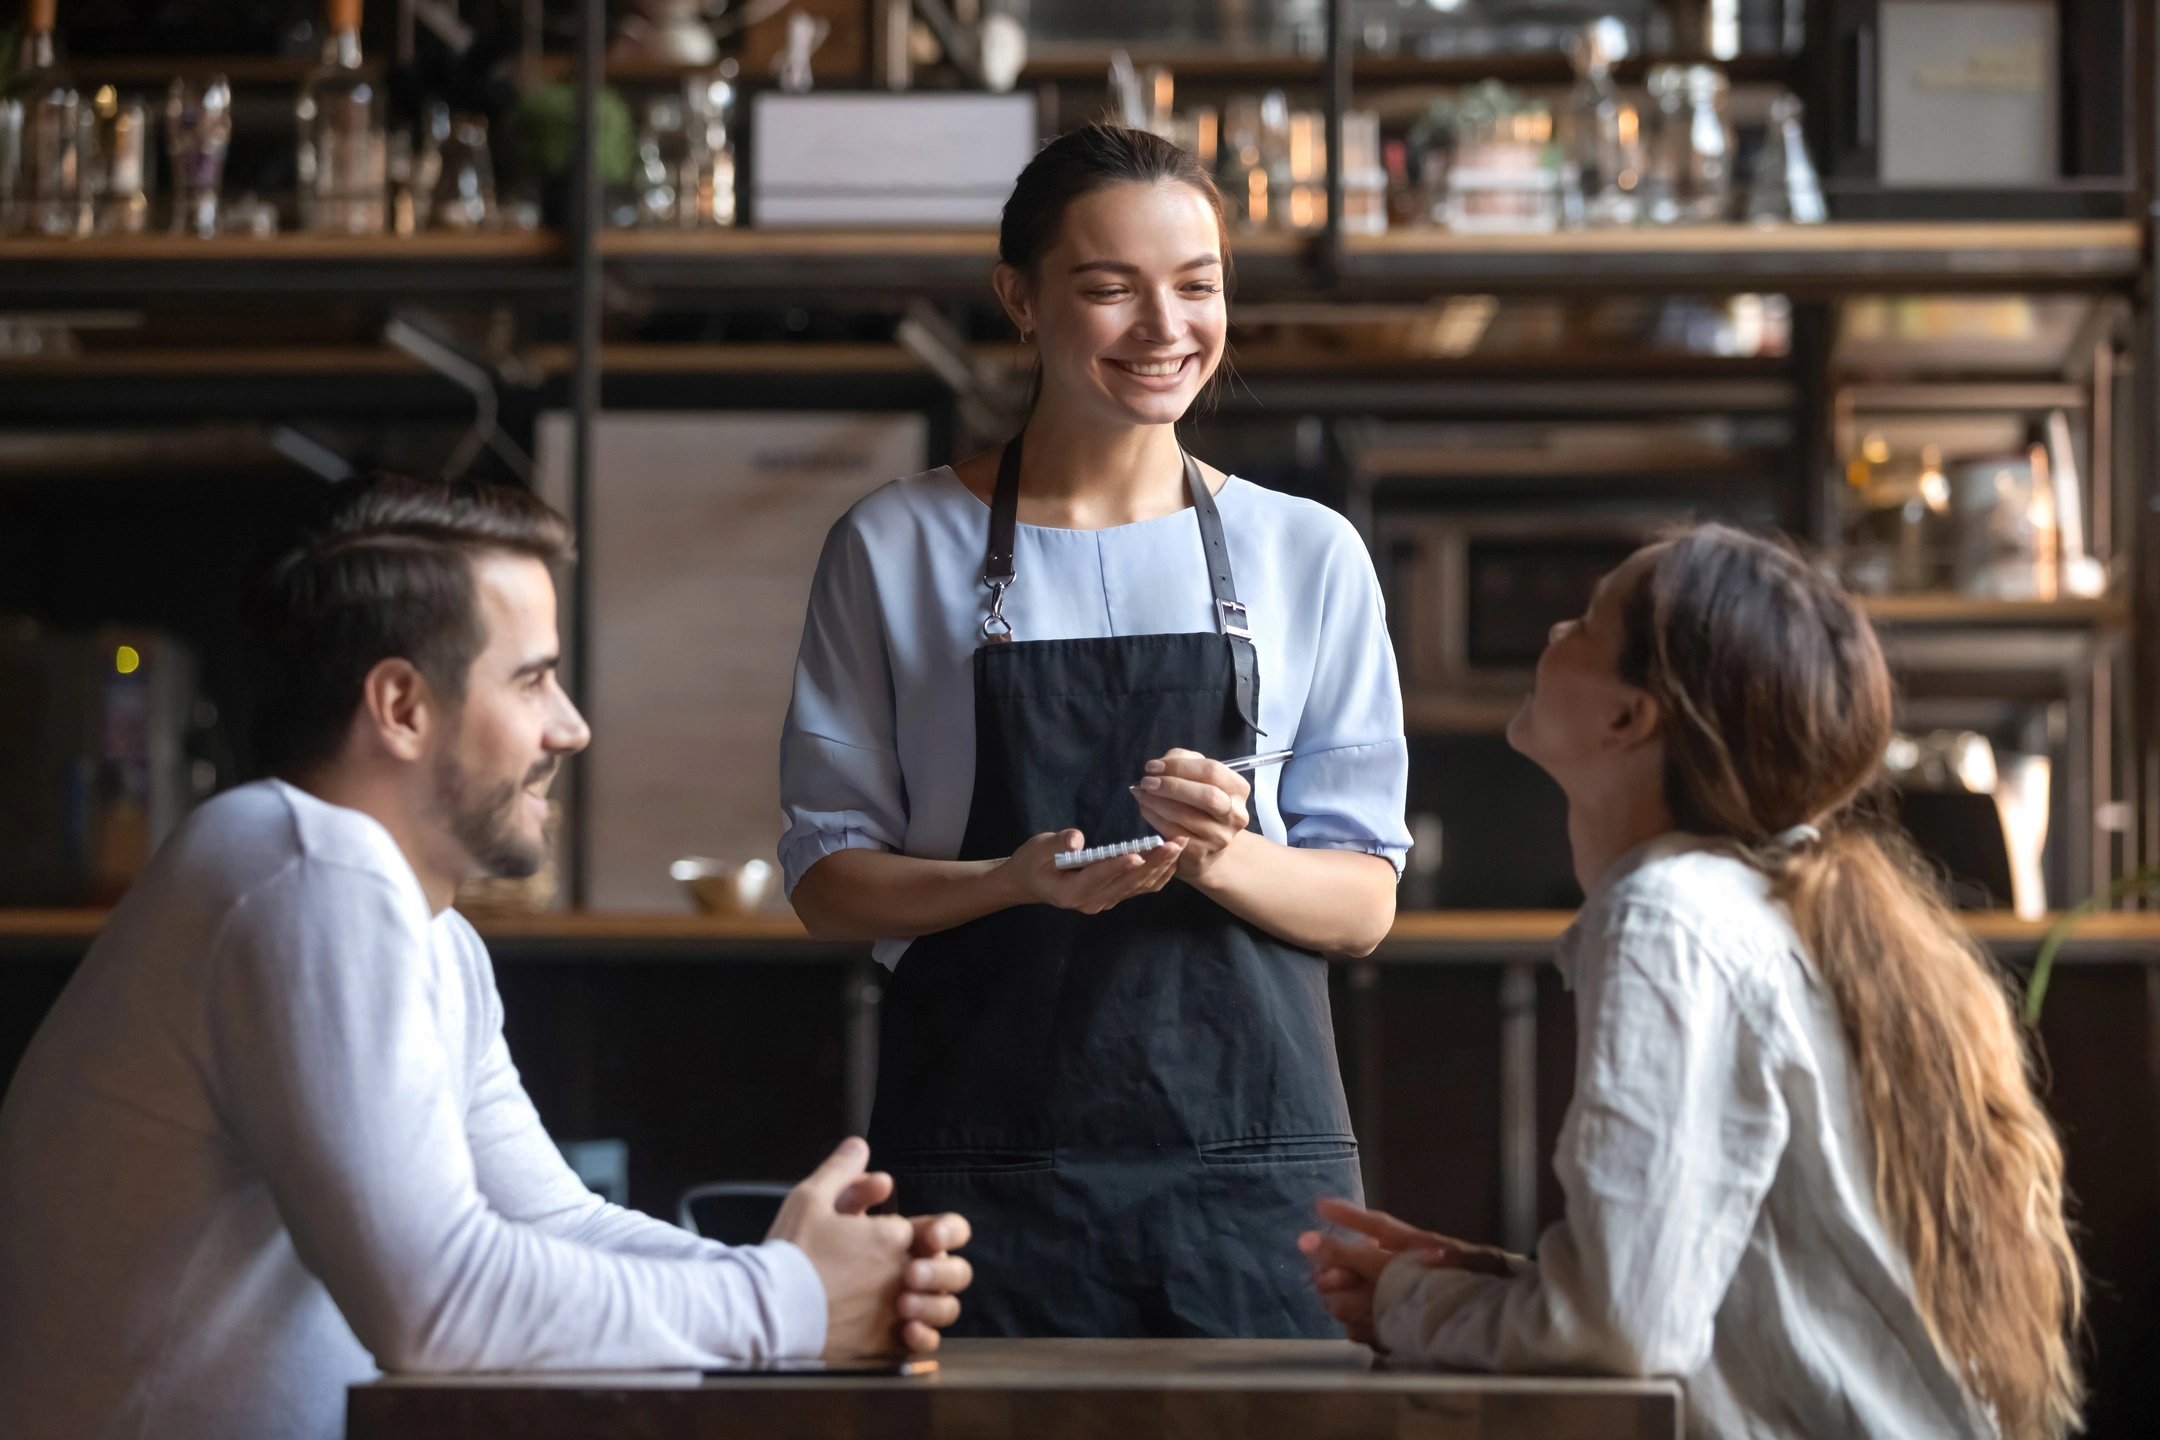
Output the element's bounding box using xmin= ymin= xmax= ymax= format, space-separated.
xmin=1618 ymin=524 xmax=2083 ymax=1439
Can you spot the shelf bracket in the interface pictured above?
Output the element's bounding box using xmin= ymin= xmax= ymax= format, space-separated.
xmin=895 ymin=298 xmax=1025 ymax=446
xmin=384 ymin=309 xmax=535 ymax=484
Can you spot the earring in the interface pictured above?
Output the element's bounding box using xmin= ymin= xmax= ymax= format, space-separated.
xmin=1019 ymin=328 xmax=1032 ymax=345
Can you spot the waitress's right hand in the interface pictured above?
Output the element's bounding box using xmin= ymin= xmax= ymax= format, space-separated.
xmin=1000 ymin=829 xmax=1186 ymax=914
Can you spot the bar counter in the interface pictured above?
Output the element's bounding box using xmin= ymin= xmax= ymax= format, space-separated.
xmin=347 ymin=1338 xmax=1682 ymax=1439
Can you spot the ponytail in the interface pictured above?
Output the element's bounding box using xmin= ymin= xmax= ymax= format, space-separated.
xmin=1773 ymin=823 xmax=2082 ymax=1439
xmin=1620 ymin=525 xmax=2083 ymax=1439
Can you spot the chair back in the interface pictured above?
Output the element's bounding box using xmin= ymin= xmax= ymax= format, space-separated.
xmin=677 ymin=1181 xmax=792 ymax=1245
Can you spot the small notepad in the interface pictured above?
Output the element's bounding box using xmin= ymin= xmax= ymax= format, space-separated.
xmin=1053 ymin=835 xmax=1166 ymax=869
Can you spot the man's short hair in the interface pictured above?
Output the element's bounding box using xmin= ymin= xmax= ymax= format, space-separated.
xmin=249 ymin=475 xmax=574 ymax=772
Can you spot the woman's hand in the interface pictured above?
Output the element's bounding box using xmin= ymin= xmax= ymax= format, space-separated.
xmin=997 ymin=828 xmax=1187 ymax=914
xmin=1131 ymin=748 xmax=1249 ymax=883
xmin=1299 ymin=1198 xmax=1515 ymax=1345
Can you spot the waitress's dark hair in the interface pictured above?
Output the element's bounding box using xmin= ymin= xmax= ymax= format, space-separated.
xmin=998 ymin=123 xmax=1233 ymax=415
xmin=1615 ymin=524 xmax=2081 ymax=1439
xmin=999 ymin=121 xmax=1232 ymax=282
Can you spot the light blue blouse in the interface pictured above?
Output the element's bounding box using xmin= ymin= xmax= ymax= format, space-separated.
xmin=779 ymin=465 xmax=1413 ymax=968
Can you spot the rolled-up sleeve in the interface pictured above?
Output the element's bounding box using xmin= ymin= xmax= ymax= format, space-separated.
xmin=779 ymin=512 xmax=908 ymax=895
xmin=1373 ymin=902 xmax=1788 ymax=1376
xmin=1277 ymin=518 xmax=1412 ymax=874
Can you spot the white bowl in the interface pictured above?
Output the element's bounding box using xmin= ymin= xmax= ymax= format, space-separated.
xmin=670 ymin=856 xmax=777 ymax=916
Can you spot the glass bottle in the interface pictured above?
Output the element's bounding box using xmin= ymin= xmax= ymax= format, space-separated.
xmin=635 ymin=97 xmax=684 ymax=227
xmin=165 ymin=75 xmax=231 ymax=238
xmin=685 ymin=64 xmax=737 ymax=228
xmin=1644 ymin=64 xmax=1730 ymax=225
xmin=295 ymin=0 xmax=386 ymax=234
xmin=1258 ymin=90 xmax=1293 ymax=231
xmin=91 ymin=85 xmax=149 ymax=235
xmin=1562 ymin=17 xmax=1641 ymax=228
xmin=429 ymin=113 xmax=495 ymax=231
xmin=1218 ymin=96 xmax=1266 ymax=230
xmin=2 ymin=0 xmax=81 ymax=237
xmin=1744 ymin=92 xmax=1826 ymax=225
xmin=1339 ymin=110 xmax=1386 ymax=236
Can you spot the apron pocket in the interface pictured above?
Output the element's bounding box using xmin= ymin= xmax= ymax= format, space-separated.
xmin=1196 ymin=1134 xmax=1359 ymax=1168
xmin=884 ymin=1146 xmax=1057 ymax=1175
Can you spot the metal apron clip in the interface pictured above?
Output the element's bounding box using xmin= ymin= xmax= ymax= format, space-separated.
xmin=982 ymin=576 xmax=1014 ymax=642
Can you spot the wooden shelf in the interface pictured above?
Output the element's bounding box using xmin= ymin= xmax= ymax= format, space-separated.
xmin=0 ymin=231 xmax=568 ymax=301
xmin=461 ymin=908 xmax=810 ymax=941
xmin=0 ymin=338 xmax=1802 ymax=381
xmin=1018 ymin=43 xmax=1797 ymax=87
xmin=1860 ymin=594 xmax=2131 ymax=627
xmin=0 ymin=232 xmax=561 ymax=261
xmin=11 ymin=906 xmax=2160 ymax=963
xmin=594 ymin=222 xmax=2141 ymax=299
xmin=0 ymin=345 xmax=435 ymax=377
xmin=1339 ymin=221 xmax=2144 ymax=293
xmin=61 ymin=55 xmax=363 ymax=85
xmin=2 ymin=222 xmax=2136 ymax=304
xmin=0 ymin=342 xmax=954 ymax=380
xmin=599 ymin=227 xmax=1309 ymax=297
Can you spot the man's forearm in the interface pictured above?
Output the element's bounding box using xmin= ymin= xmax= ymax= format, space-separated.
xmin=791 ymin=849 xmax=1019 ymax=942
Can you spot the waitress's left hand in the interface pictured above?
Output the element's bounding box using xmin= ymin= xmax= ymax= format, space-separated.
xmin=1132 ymin=748 xmax=1250 ymax=884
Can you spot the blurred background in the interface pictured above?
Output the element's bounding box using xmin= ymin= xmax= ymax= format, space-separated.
xmin=1 ymin=0 xmax=2156 ymax=1426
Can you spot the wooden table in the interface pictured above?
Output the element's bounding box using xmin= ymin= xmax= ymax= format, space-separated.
xmin=348 ymin=1338 xmax=1682 ymax=1439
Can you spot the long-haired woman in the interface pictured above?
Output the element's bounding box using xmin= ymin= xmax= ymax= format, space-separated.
xmin=781 ymin=123 xmax=1410 ymax=1336
xmin=1303 ymin=524 xmax=2081 ymax=1438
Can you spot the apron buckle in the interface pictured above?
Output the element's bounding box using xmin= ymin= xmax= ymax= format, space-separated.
xmin=1215 ymin=597 xmax=1251 ymax=641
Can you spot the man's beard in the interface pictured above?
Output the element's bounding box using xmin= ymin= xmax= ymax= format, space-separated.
xmin=433 ymin=746 xmax=554 ymax=880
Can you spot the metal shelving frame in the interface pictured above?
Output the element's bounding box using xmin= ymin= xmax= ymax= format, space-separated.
xmin=0 ymin=1 xmax=2146 ymax=902
xmin=1 ymin=0 xmax=2154 ymax=1276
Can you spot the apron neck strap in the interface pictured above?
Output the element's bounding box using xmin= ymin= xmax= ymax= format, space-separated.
xmin=979 ymin=440 xmax=1261 ymax=733
xmin=1185 ymin=456 xmax=1265 ymax=738
xmin=985 ymin=435 xmax=1023 ymax=589
xmin=978 ymin=436 xmax=1023 ymax=642
xmin=1183 ymin=453 xmax=1247 ymax=641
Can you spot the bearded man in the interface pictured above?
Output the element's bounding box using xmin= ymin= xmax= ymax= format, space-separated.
xmin=0 ymin=477 xmax=970 ymax=1440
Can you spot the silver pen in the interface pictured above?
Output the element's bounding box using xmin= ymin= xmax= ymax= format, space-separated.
xmin=1223 ymin=748 xmax=1294 ymax=774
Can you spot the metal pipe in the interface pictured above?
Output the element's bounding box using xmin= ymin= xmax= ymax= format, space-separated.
xmin=1498 ymin=959 xmax=1539 ymax=1256
xmin=1322 ymin=0 xmax=1347 ymax=288
xmin=569 ymin=0 xmax=604 ymax=909
xmin=1349 ymin=958 xmax=1384 ymax=1207
xmin=844 ymin=958 xmax=882 ymax=1136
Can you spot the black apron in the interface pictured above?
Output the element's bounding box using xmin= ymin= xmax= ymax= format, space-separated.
xmin=868 ymin=436 xmax=1362 ymax=1338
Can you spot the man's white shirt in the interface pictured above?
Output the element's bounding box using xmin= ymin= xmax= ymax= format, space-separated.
xmin=0 ymin=779 xmax=825 ymax=1440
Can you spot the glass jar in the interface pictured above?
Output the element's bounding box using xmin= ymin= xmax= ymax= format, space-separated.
xmin=429 ymin=113 xmax=497 ymax=231
xmin=1643 ymin=64 xmax=1731 ymax=226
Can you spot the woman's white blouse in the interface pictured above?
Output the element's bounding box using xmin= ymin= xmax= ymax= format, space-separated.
xmin=1373 ymin=836 xmax=1991 ymax=1439
xmin=780 ymin=465 xmax=1413 ymax=968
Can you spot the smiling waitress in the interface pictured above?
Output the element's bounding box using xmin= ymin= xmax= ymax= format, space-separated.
xmin=780 ymin=123 xmax=1411 ymax=1338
